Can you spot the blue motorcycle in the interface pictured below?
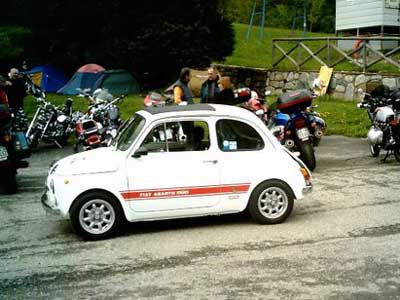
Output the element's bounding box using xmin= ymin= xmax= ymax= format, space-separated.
xmin=270 ymin=90 xmax=326 ymax=171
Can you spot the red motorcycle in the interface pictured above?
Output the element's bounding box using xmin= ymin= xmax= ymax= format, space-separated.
xmin=236 ymin=88 xmax=269 ymax=125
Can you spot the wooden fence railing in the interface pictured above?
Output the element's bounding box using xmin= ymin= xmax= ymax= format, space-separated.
xmin=272 ymin=37 xmax=400 ymax=72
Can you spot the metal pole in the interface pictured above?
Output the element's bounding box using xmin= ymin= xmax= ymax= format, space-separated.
xmin=246 ymin=1 xmax=257 ymax=40
xmin=259 ymin=0 xmax=266 ymax=40
xmin=303 ymin=0 xmax=308 ymax=36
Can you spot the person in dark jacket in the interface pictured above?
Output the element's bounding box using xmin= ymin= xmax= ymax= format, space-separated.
xmin=200 ymin=66 xmax=220 ymax=103
xmin=213 ymin=76 xmax=237 ymax=105
xmin=5 ymin=68 xmax=27 ymax=109
xmin=173 ymin=67 xmax=193 ymax=104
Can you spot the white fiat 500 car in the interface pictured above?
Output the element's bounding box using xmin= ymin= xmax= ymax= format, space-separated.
xmin=42 ymin=104 xmax=312 ymax=239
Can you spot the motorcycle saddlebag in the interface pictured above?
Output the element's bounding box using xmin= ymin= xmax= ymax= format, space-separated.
xmin=277 ymin=89 xmax=312 ymax=113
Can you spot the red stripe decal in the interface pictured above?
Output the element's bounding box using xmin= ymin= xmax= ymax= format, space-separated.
xmin=120 ymin=184 xmax=251 ymax=201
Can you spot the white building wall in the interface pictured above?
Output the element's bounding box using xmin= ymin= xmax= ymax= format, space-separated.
xmin=336 ymin=0 xmax=400 ymax=31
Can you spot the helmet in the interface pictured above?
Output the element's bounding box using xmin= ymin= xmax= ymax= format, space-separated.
xmin=367 ymin=127 xmax=383 ymax=145
xmin=93 ymin=89 xmax=113 ymax=104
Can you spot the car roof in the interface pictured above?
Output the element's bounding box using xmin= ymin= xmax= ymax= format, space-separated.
xmin=143 ymin=103 xmax=216 ymax=115
xmin=138 ymin=104 xmax=255 ymax=120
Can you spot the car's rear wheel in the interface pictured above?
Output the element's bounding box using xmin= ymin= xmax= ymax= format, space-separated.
xmin=70 ymin=192 xmax=123 ymax=240
xmin=248 ymin=180 xmax=294 ymax=224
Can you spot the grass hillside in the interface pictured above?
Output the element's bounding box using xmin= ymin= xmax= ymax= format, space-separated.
xmin=222 ymin=23 xmax=400 ymax=74
xmin=221 ymin=23 xmax=330 ymax=69
xmin=22 ymin=23 xmax=371 ymax=138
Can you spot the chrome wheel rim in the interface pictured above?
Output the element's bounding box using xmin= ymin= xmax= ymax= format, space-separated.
xmin=79 ymin=199 xmax=115 ymax=235
xmin=258 ymin=187 xmax=288 ymax=219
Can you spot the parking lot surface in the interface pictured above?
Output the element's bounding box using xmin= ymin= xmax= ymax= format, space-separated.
xmin=1 ymin=136 xmax=399 ymax=299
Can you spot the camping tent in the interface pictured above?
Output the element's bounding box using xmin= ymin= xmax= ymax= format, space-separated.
xmin=57 ymin=63 xmax=105 ymax=95
xmin=24 ymin=65 xmax=68 ymax=92
xmin=92 ymin=69 xmax=140 ymax=95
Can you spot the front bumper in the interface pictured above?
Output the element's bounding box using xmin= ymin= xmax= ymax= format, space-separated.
xmin=303 ymin=184 xmax=313 ymax=194
xmin=41 ymin=188 xmax=63 ymax=216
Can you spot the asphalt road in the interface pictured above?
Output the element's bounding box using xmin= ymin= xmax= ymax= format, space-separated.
xmin=1 ymin=136 xmax=400 ymax=300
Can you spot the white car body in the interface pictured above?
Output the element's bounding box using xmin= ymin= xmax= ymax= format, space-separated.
xmin=42 ymin=104 xmax=312 ymax=237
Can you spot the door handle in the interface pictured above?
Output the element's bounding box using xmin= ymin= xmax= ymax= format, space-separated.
xmin=203 ymin=160 xmax=218 ymax=164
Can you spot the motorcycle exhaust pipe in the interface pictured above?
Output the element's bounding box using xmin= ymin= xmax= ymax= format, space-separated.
xmin=314 ymin=129 xmax=323 ymax=138
xmin=284 ymin=139 xmax=295 ymax=149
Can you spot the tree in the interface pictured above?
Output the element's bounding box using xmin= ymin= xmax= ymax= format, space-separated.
xmin=3 ymin=0 xmax=235 ymax=85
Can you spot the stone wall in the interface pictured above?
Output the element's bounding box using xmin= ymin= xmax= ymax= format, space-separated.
xmin=215 ymin=64 xmax=400 ymax=100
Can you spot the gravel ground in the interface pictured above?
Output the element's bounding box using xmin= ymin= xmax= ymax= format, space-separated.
xmin=1 ymin=136 xmax=399 ymax=300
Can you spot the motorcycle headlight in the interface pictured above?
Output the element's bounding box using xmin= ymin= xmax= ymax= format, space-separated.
xmin=367 ymin=127 xmax=383 ymax=144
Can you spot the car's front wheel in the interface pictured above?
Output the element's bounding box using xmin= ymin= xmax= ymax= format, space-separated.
xmin=248 ymin=180 xmax=294 ymax=224
xmin=70 ymin=192 xmax=123 ymax=240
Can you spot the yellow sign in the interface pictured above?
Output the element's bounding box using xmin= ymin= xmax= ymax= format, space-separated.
xmin=314 ymin=66 xmax=333 ymax=96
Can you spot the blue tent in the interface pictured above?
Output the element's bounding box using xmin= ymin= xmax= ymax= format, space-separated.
xmin=57 ymin=64 xmax=105 ymax=95
xmin=24 ymin=65 xmax=68 ymax=93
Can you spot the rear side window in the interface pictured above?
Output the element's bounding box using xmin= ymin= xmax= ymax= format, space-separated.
xmin=141 ymin=121 xmax=210 ymax=153
xmin=216 ymin=119 xmax=264 ymax=151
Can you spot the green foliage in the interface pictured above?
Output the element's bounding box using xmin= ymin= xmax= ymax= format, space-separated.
xmin=219 ymin=0 xmax=335 ymax=33
xmin=4 ymin=0 xmax=234 ymax=85
xmin=0 ymin=26 xmax=31 ymax=72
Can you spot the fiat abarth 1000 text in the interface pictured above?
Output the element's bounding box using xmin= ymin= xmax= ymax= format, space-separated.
xmin=42 ymin=104 xmax=313 ymax=239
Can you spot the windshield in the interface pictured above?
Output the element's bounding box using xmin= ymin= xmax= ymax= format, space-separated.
xmin=115 ymin=114 xmax=146 ymax=151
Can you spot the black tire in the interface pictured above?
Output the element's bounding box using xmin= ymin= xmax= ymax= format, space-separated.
xmin=298 ymin=140 xmax=316 ymax=171
xmin=57 ymin=133 xmax=70 ymax=147
xmin=370 ymin=144 xmax=380 ymax=157
xmin=70 ymin=192 xmax=124 ymax=240
xmin=248 ymin=180 xmax=294 ymax=225
xmin=28 ymin=134 xmax=39 ymax=149
xmin=73 ymin=142 xmax=84 ymax=153
xmin=4 ymin=168 xmax=17 ymax=194
xmin=394 ymin=146 xmax=400 ymax=162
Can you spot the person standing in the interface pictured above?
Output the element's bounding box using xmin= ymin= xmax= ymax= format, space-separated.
xmin=5 ymin=68 xmax=27 ymax=109
xmin=213 ymin=76 xmax=236 ymax=105
xmin=200 ymin=66 xmax=220 ymax=103
xmin=173 ymin=67 xmax=193 ymax=104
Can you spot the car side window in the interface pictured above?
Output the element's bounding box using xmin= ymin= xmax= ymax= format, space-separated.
xmin=216 ymin=119 xmax=264 ymax=151
xmin=141 ymin=121 xmax=210 ymax=153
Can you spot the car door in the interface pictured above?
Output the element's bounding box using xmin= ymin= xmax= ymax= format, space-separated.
xmin=214 ymin=118 xmax=268 ymax=210
xmin=123 ymin=119 xmax=221 ymax=213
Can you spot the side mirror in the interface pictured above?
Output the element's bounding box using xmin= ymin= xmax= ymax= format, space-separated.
xmin=132 ymin=146 xmax=148 ymax=158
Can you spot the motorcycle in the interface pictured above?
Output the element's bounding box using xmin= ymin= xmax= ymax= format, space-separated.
xmin=144 ymin=91 xmax=174 ymax=107
xmin=269 ymin=89 xmax=325 ymax=171
xmin=357 ymin=85 xmax=400 ymax=162
xmin=25 ymin=76 xmax=74 ymax=148
xmin=236 ymin=88 xmax=269 ymax=125
xmin=0 ymin=105 xmax=29 ymax=194
xmin=74 ymin=89 xmax=125 ymax=152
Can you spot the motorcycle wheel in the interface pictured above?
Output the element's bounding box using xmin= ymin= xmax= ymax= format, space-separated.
xmin=73 ymin=142 xmax=84 ymax=153
xmin=248 ymin=180 xmax=294 ymax=224
xmin=370 ymin=144 xmax=380 ymax=157
xmin=298 ymin=140 xmax=316 ymax=171
xmin=3 ymin=168 xmax=17 ymax=194
xmin=70 ymin=192 xmax=124 ymax=240
xmin=28 ymin=131 xmax=40 ymax=149
xmin=56 ymin=133 xmax=70 ymax=147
